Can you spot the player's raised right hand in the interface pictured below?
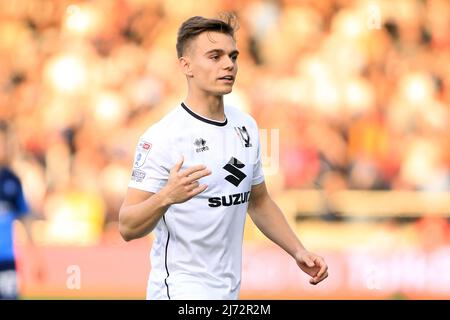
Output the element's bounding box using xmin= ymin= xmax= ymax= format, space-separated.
xmin=162 ymin=156 xmax=211 ymax=205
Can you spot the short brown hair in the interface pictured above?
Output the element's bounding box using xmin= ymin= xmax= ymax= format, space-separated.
xmin=176 ymin=14 xmax=238 ymax=58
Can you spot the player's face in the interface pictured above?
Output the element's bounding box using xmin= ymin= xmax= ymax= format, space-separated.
xmin=183 ymin=31 xmax=239 ymax=95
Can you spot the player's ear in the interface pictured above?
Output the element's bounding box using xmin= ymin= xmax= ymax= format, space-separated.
xmin=179 ymin=56 xmax=193 ymax=77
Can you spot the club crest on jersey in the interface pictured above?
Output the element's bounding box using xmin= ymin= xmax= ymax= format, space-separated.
xmin=194 ymin=138 xmax=209 ymax=153
xmin=234 ymin=126 xmax=252 ymax=147
xmin=134 ymin=140 xmax=152 ymax=168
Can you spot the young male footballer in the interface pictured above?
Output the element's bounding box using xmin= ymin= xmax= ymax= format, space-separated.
xmin=119 ymin=14 xmax=328 ymax=300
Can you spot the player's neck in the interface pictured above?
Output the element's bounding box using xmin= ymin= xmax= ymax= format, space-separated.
xmin=0 ymin=158 xmax=9 ymax=167
xmin=184 ymin=92 xmax=225 ymax=122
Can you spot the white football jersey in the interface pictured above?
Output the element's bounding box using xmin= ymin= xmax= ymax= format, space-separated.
xmin=128 ymin=102 xmax=264 ymax=300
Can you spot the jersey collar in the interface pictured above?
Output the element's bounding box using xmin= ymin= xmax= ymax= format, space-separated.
xmin=181 ymin=102 xmax=228 ymax=127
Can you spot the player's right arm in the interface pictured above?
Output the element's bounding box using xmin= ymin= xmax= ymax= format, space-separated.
xmin=119 ymin=157 xmax=211 ymax=241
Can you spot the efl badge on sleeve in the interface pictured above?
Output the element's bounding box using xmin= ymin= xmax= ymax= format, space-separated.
xmin=134 ymin=140 xmax=152 ymax=168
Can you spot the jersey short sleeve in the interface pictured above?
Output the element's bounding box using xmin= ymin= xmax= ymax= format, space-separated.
xmin=0 ymin=169 xmax=29 ymax=218
xmin=252 ymin=121 xmax=265 ymax=186
xmin=128 ymin=131 xmax=171 ymax=193
xmin=14 ymin=179 xmax=29 ymax=218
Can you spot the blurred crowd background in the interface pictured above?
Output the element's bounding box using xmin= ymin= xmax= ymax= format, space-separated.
xmin=1 ymin=0 xmax=450 ymax=283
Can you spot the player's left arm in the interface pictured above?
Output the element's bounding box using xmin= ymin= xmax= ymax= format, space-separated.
xmin=17 ymin=214 xmax=45 ymax=282
xmin=14 ymin=178 xmax=46 ymax=282
xmin=248 ymin=181 xmax=328 ymax=285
